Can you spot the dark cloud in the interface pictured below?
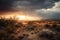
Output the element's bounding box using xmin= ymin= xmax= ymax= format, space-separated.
xmin=0 ymin=0 xmax=60 ymax=11
xmin=12 ymin=0 xmax=60 ymax=10
xmin=0 ymin=0 xmax=14 ymax=11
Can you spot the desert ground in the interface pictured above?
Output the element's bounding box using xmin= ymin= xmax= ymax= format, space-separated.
xmin=0 ymin=18 xmax=60 ymax=40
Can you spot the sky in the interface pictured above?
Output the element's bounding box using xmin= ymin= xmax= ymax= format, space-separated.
xmin=0 ymin=0 xmax=60 ymax=20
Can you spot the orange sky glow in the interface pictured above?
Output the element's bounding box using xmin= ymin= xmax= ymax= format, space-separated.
xmin=0 ymin=11 xmax=41 ymax=21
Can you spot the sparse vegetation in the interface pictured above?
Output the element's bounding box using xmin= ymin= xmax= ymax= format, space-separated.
xmin=0 ymin=18 xmax=60 ymax=40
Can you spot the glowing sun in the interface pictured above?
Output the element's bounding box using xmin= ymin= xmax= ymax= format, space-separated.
xmin=0 ymin=14 xmax=41 ymax=21
xmin=16 ymin=15 xmax=39 ymax=21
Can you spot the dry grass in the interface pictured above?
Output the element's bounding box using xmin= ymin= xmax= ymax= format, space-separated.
xmin=0 ymin=18 xmax=60 ymax=40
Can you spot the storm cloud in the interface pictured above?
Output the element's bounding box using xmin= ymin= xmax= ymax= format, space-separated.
xmin=0 ymin=0 xmax=60 ymax=20
xmin=0 ymin=0 xmax=60 ymax=11
xmin=0 ymin=0 xmax=14 ymax=11
xmin=35 ymin=2 xmax=60 ymax=20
